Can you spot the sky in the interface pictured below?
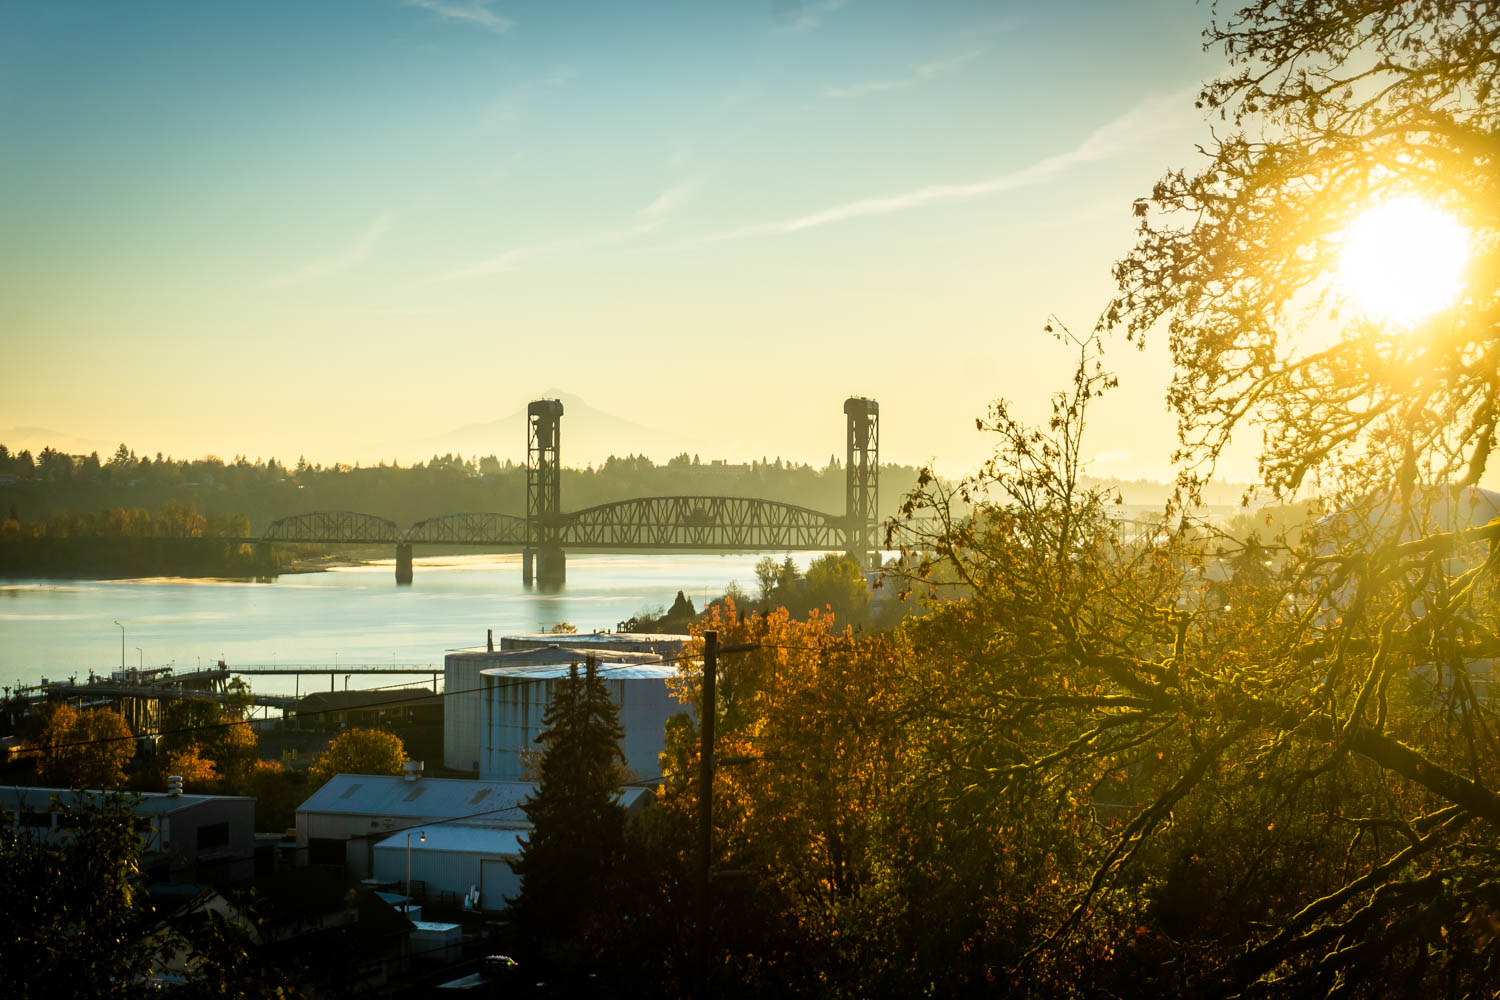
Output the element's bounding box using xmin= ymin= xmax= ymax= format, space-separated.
xmin=1 ymin=0 xmax=1226 ymax=479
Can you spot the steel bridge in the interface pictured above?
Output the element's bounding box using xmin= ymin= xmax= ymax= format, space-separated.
xmin=252 ymin=397 xmax=884 ymax=585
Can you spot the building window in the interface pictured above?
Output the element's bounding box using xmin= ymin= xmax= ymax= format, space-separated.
xmin=196 ymin=821 xmax=229 ymax=850
xmin=19 ymin=811 xmax=51 ymax=828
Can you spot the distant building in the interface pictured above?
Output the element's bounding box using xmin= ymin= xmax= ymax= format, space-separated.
xmin=0 ymin=785 xmax=257 ymax=883
xmin=288 ymin=689 xmax=443 ymax=730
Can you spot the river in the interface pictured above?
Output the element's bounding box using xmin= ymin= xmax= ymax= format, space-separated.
xmin=0 ymin=552 xmax=823 ymax=695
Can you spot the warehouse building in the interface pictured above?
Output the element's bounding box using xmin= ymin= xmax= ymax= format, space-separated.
xmin=295 ymin=765 xmax=533 ymax=879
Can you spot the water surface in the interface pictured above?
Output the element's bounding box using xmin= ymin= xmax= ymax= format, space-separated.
xmin=0 ymin=552 xmax=817 ymax=695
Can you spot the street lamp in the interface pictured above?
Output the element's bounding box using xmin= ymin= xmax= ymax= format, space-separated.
xmin=113 ymin=621 xmax=124 ymax=671
xmin=406 ymin=830 xmax=426 ymax=917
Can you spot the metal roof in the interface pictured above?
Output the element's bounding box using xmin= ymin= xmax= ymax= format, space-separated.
xmin=296 ymin=775 xmax=537 ymax=822
xmin=479 ymin=661 xmax=678 ymax=682
xmin=373 ymin=824 xmax=528 ymax=857
xmin=446 ymin=646 xmax=662 ymax=666
xmin=1 ymin=785 xmax=253 ymax=816
xmin=502 ymin=631 xmax=689 ymax=646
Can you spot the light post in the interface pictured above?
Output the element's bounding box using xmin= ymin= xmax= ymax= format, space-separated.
xmin=406 ymin=830 xmax=426 ymax=916
xmin=113 ymin=621 xmax=124 ymax=671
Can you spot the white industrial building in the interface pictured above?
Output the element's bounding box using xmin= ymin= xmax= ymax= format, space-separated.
xmin=444 ymin=644 xmax=666 ymax=772
xmin=295 ymin=766 xmax=653 ymax=903
xmin=479 ymin=660 xmax=682 ymax=783
xmin=296 ymin=767 xmax=533 ymax=879
xmin=372 ymin=825 xmax=528 ymax=912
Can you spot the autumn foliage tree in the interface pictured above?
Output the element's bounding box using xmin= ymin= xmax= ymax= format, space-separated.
xmin=27 ymin=703 xmax=136 ymax=788
xmin=309 ymin=727 xmax=406 ymax=786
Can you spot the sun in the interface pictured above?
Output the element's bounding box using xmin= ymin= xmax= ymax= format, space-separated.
xmin=1337 ymin=197 xmax=1469 ymax=325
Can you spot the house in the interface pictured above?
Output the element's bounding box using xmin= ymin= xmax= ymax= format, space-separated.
xmin=0 ymin=784 xmax=256 ymax=883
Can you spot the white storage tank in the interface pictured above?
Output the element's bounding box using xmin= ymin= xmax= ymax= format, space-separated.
xmin=479 ymin=661 xmax=683 ymax=782
xmin=444 ymin=645 xmax=664 ymax=772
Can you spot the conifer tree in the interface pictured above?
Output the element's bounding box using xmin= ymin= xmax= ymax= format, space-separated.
xmin=510 ymin=657 xmax=628 ymax=972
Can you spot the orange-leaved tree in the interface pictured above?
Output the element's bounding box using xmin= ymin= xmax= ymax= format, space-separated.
xmin=309 ymin=727 xmax=406 ymax=786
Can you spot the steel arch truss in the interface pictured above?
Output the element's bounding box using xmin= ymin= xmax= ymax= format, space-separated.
xmin=405 ymin=512 xmax=530 ymax=546
xmin=559 ymin=495 xmax=849 ymax=551
xmin=260 ymin=510 xmax=400 ymax=544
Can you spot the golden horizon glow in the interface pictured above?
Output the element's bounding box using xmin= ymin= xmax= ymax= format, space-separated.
xmin=1337 ymin=197 xmax=1469 ymax=325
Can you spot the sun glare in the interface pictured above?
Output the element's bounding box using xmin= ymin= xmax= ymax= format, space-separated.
xmin=1337 ymin=198 xmax=1469 ymax=325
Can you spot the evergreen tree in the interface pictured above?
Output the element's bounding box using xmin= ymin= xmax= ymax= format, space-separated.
xmin=509 ymin=657 xmax=628 ymax=974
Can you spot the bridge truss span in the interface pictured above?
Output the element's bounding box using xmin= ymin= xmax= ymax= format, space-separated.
xmin=404 ymin=512 xmax=529 ymax=546
xmin=262 ymin=510 xmax=400 ymax=544
xmin=560 ymin=495 xmax=847 ymax=551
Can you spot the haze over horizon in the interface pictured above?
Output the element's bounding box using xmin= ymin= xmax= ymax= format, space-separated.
xmin=4 ymin=0 xmax=1226 ymax=481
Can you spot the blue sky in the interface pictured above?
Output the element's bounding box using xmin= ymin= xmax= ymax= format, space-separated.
xmin=1 ymin=0 xmax=1221 ymax=476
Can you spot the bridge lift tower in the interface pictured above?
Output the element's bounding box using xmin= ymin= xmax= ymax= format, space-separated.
xmin=844 ymin=397 xmax=879 ymax=570
xmin=525 ymin=399 xmax=565 ymax=586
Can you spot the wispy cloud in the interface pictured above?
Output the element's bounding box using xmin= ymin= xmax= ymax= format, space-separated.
xmin=674 ymin=90 xmax=1193 ymax=248
xmin=823 ymin=48 xmax=982 ymax=99
xmin=404 ymin=0 xmax=512 ymax=34
xmin=432 ymin=184 xmax=692 ymax=281
xmin=272 ymin=214 xmax=392 ymax=287
xmin=485 ymin=64 xmax=577 ymax=126
xmin=637 ymin=183 xmax=695 ymax=223
xmin=774 ymin=0 xmax=849 ymax=34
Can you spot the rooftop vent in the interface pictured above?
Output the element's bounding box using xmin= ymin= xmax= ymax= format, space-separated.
xmin=402 ymin=760 xmax=424 ymax=782
xmin=166 ymin=775 xmax=183 ymax=797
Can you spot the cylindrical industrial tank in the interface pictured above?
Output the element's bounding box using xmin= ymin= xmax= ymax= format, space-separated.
xmin=479 ymin=661 xmax=682 ymax=782
xmin=444 ymin=646 xmax=664 ymax=772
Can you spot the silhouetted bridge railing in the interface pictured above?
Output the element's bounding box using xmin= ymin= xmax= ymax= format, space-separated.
xmin=261 ymin=499 xmax=854 ymax=550
xmin=256 ymin=497 xmax=871 ymax=582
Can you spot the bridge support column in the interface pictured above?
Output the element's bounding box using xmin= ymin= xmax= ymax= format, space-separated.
xmin=522 ymin=549 xmax=534 ymax=585
xmin=844 ymin=397 xmax=880 ymax=570
xmin=536 ymin=545 xmax=566 ymax=588
xmin=395 ymin=543 xmax=413 ymax=585
xmin=527 ymin=399 xmax=565 ymax=589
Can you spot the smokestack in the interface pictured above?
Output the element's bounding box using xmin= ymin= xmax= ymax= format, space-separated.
xmin=487 ymin=629 xmax=494 ymax=653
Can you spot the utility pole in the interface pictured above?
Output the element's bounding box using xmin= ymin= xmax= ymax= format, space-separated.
xmin=694 ymin=632 xmax=758 ymax=1000
xmin=696 ymin=628 xmax=717 ymax=1000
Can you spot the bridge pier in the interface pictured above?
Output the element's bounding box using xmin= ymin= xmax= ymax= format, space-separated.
xmin=522 ymin=549 xmax=534 ymax=585
xmin=395 ymin=543 xmax=413 ymax=585
xmin=535 ymin=545 xmax=565 ymax=588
